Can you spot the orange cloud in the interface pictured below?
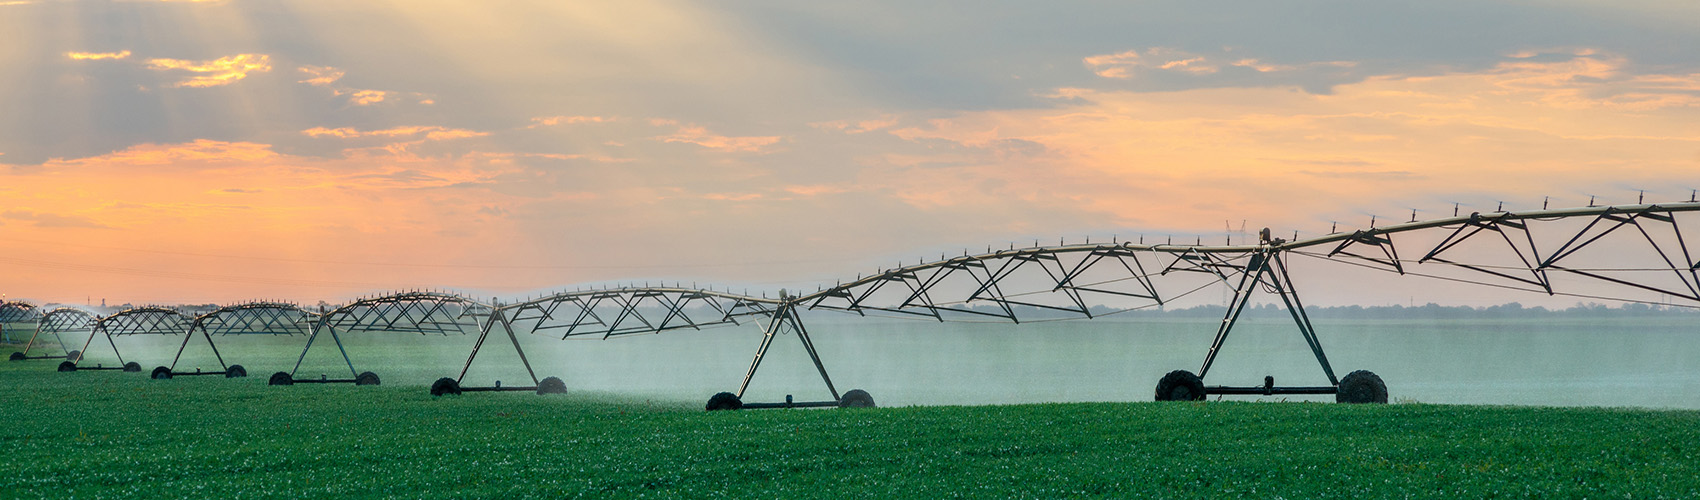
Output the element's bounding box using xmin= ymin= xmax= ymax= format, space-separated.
xmin=2 ymin=210 xmax=111 ymax=229
xmin=783 ymin=185 xmax=850 ymax=196
xmin=67 ymin=50 xmax=131 ymax=61
xmin=703 ymin=192 xmax=763 ymax=201
xmin=472 ymin=151 xmax=631 ymax=164
xmin=1229 ymin=58 xmax=1355 ymax=73
xmin=655 ymin=123 xmax=781 ymax=152
xmin=529 ymin=115 xmax=612 ymax=128
xmin=296 ymin=65 xmax=429 ymax=106
xmin=1086 ymin=48 xmax=1355 ymax=78
xmin=1083 ymin=48 xmax=1218 ymax=78
xmin=301 ymin=126 xmax=489 ymax=140
xmin=78 ymin=139 xmax=279 ymax=165
xmin=344 ymin=89 xmax=389 ymax=105
xmin=296 ymin=65 xmax=344 ymax=86
xmin=0 ymin=138 xmax=536 ymax=301
xmin=872 ymin=51 xmax=1700 ymax=231
xmin=0 ymin=141 xmax=548 ymax=306
xmin=146 ymin=54 xmax=272 ymax=88
xmin=810 ymin=115 xmax=900 ymax=134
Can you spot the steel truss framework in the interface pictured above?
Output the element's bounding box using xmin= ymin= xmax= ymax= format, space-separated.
xmin=287 ymin=288 xmax=782 ymax=391
xmin=289 ymin=291 xmax=492 ymax=384
xmin=1310 ymin=203 xmax=1700 ymax=302
xmin=12 ymin=307 xmax=94 ymax=362
xmin=417 ymin=202 xmax=1700 ymax=404
xmin=265 ymin=201 xmax=1700 ymax=403
xmin=157 ymin=302 xmax=317 ymax=377
xmin=483 ymin=287 xmax=785 ymax=396
xmin=1 ymin=300 xmax=41 ymax=344
xmin=0 ymin=300 xmax=41 ymax=324
xmin=28 ymin=202 xmax=1693 ymax=402
xmin=779 ymin=202 xmax=1700 ymax=399
xmin=67 ymin=307 xmax=193 ymax=370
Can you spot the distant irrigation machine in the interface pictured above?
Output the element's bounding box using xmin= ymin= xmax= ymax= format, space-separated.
xmin=1 ymin=300 xmax=43 ymax=344
xmin=8 ymin=306 xmax=92 ymax=363
xmin=273 ymin=291 xmax=568 ymax=392
xmin=445 ymin=201 xmax=1700 ymax=409
xmin=14 ymin=200 xmax=1698 ymax=408
xmin=146 ymin=301 xmax=321 ymax=380
xmin=57 ymin=306 xmax=200 ymax=374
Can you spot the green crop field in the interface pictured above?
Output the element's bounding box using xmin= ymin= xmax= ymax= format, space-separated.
xmin=2 ymin=344 xmax=1698 ymax=499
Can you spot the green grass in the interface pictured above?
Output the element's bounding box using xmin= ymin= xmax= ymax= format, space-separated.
xmin=2 ymin=344 xmax=1698 ymax=499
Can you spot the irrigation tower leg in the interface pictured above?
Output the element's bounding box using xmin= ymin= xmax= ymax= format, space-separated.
xmin=291 ymin=325 xmax=358 ymax=378
xmin=736 ymin=302 xmax=840 ymax=401
xmin=69 ymin=328 xmax=126 ymax=366
xmin=791 ymin=311 xmax=840 ymax=401
xmin=1269 ymin=252 xmax=1338 ymax=385
xmin=735 ymin=307 xmax=784 ymax=399
xmin=1186 ymin=249 xmax=1347 ymax=398
xmin=457 ymin=310 xmax=540 ymax=385
xmin=104 ymin=331 xmax=126 ymax=366
xmin=20 ymin=323 xmax=41 ymax=357
xmin=1199 ymin=253 xmax=1270 ymax=379
xmin=289 ymin=327 xmax=318 ymax=377
xmin=328 ymin=328 xmax=356 ymax=378
xmin=457 ymin=313 xmax=496 ymax=382
xmin=74 ymin=329 xmax=99 ymax=363
xmin=500 ymin=315 xmax=541 ymax=385
xmin=202 ymin=330 xmax=229 ymax=370
xmin=169 ymin=328 xmax=195 ymax=371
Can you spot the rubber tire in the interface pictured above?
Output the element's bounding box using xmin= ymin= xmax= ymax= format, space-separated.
xmin=57 ymin=361 xmax=76 ymax=372
xmin=221 ymin=365 xmax=246 ymax=378
xmin=355 ymin=371 xmax=380 ymax=386
xmin=838 ymin=389 xmax=876 ymax=408
xmin=268 ymin=371 xmax=294 ymax=386
xmin=65 ymin=350 xmax=80 ymax=362
xmin=430 ymin=377 xmax=461 ymax=396
xmin=536 ymin=376 xmax=567 ymax=395
xmin=705 ymin=392 xmax=742 ymax=411
xmin=1336 ymin=370 xmax=1388 ymax=404
xmin=9 ymin=352 xmax=23 ymax=361
xmin=122 ymin=362 xmax=141 ymax=372
xmin=1154 ymin=370 xmax=1207 ymax=401
xmin=151 ymin=366 xmax=173 ymax=380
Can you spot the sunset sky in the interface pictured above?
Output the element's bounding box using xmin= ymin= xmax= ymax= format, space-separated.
xmin=3 ymin=1 xmax=1700 ymax=305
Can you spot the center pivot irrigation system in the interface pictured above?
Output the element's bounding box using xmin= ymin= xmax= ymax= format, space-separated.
xmin=6 ymin=304 xmax=83 ymax=362
xmin=11 ymin=201 xmax=1700 ymax=410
